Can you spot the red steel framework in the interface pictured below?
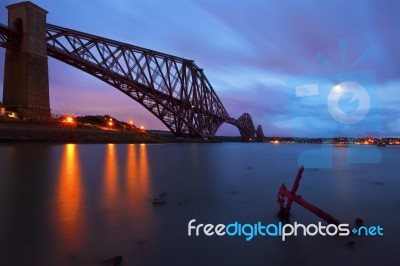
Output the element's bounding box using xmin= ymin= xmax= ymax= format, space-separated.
xmin=0 ymin=23 xmax=261 ymax=140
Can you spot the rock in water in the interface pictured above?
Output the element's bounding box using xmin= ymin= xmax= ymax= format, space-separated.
xmin=152 ymin=198 xmax=166 ymax=206
xmin=104 ymin=255 xmax=123 ymax=265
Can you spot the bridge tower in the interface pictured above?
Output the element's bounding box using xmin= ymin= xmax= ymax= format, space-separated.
xmin=3 ymin=1 xmax=50 ymax=120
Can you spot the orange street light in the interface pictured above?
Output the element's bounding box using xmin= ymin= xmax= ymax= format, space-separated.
xmin=129 ymin=120 xmax=134 ymax=125
xmin=64 ymin=116 xmax=74 ymax=123
xmin=108 ymin=121 xmax=113 ymax=127
xmin=140 ymin=125 xmax=145 ymax=130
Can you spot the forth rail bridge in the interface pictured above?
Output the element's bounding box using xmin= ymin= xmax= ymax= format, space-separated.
xmin=0 ymin=1 xmax=264 ymax=141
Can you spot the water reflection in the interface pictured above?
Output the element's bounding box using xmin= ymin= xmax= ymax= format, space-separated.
xmin=56 ymin=144 xmax=84 ymax=249
xmin=0 ymin=143 xmax=398 ymax=265
xmin=126 ymin=144 xmax=137 ymax=191
xmin=104 ymin=144 xmax=119 ymax=210
xmin=125 ymin=144 xmax=151 ymax=224
xmin=137 ymin=144 xmax=150 ymax=192
xmin=102 ymin=144 xmax=151 ymax=214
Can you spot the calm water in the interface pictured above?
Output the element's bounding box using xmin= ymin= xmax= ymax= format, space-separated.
xmin=0 ymin=143 xmax=399 ymax=266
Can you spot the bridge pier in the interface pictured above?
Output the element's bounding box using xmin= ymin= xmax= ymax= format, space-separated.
xmin=3 ymin=1 xmax=50 ymax=120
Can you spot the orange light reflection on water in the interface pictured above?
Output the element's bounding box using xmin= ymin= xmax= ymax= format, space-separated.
xmin=125 ymin=144 xmax=151 ymax=198
xmin=104 ymin=144 xmax=119 ymax=210
xmin=125 ymin=144 xmax=152 ymax=229
xmin=126 ymin=144 xmax=137 ymax=190
xmin=138 ymin=144 xmax=150 ymax=192
xmin=56 ymin=144 xmax=84 ymax=249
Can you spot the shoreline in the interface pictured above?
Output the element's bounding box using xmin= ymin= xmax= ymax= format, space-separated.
xmin=1 ymin=121 xmax=398 ymax=145
xmin=0 ymin=120 xmax=222 ymax=144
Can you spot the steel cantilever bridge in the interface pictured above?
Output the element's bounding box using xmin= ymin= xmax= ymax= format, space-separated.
xmin=0 ymin=22 xmax=264 ymax=141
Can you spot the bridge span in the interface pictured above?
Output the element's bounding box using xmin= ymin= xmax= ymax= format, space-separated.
xmin=0 ymin=1 xmax=264 ymax=141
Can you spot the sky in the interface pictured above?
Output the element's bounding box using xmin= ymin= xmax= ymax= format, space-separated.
xmin=0 ymin=0 xmax=399 ymax=137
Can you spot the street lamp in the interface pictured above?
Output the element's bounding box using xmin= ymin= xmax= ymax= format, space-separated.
xmin=64 ymin=116 xmax=74 ymax=123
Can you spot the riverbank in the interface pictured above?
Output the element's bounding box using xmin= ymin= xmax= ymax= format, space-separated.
xmin=0 ymin=121 xmax=219 ymax=144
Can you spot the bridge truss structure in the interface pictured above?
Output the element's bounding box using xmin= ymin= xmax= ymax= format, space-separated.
xmin=0 ymin=23 xmax=262 ymax=141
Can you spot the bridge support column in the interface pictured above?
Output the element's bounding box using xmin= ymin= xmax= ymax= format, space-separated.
xmin=3 ymin=1 xmax=50 ymax=120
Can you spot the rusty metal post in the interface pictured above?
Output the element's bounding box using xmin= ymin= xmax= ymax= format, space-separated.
xmin=277 ymin=166 xmax=341 ymax=225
